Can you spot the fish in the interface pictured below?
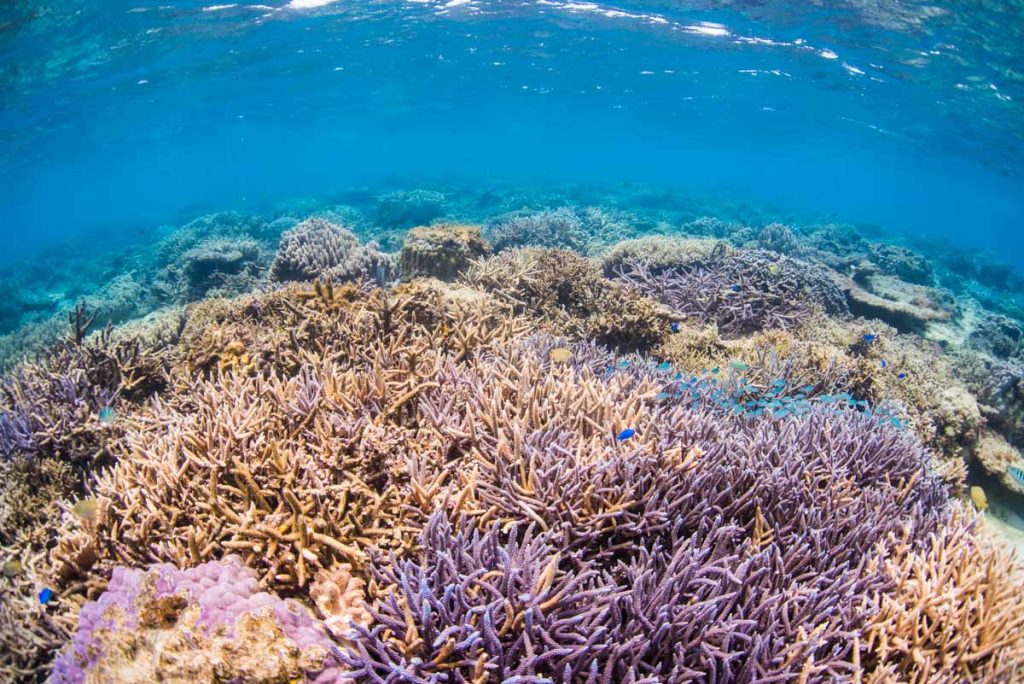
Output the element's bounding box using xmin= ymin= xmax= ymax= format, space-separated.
xmin=767 ymin=263 xmax=780 ymax=275
xmin=39 ymin=588 xmax=53 ymax=605
xmin=896 ymin=372 xmax=908 ymax=380
xmin=72 ymin=498 xmax=99 ymax=521
xmin=880 ymin=359 xmax=887 ymax=369
xmin=863 ymin=333 xmax=877 ymax=343
xmin=730 ymin=284 xmax=742 ymax=292
xmin=670 ymin=322 xmax=680 ymax=334
xmin=1009 ymin=464 xmax=1024 ymax=487
xmin=616 ymin=428 xmax=636 ymax=441
xmin=549 ymin=347 xmax=572 ymax=364
xmin=970 ymin=485 xmax=989 ymax=511
xmin=98 ymin=406 xmax=116 ymax=424
xmin=729 ymin=361 xmax=749 ymax=371
xmin=2 ymin=560 xmax=21 ymax=577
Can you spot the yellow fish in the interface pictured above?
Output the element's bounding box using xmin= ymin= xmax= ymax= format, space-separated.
xmin=969 ymin=486 xmax=988 ymax=511
xmin=2 ymin=560 xmax=21 ymax=577
xmin=767 ymin=263 xmax=780 ymax=275
xmin=72 ymin=498 xmax=99 ymax=522
xmin=549 ymin=347 xmax=573 ymax=364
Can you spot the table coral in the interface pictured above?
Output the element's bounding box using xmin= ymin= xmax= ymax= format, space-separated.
xmin=50 ymin=556 xmax=350 ymax=683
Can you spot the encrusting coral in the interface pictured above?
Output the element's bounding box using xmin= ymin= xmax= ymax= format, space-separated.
xmin=50 ymin=556 xmax=350 ymax=683
xmin=398 ymin=223 xmax=490 ymax=282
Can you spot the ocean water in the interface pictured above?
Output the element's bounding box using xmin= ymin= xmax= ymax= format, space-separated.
xmin=6 ymin=3 xmax=1024 ymax=682
xmin=1 ymin=0 xmax=1022 ymax=261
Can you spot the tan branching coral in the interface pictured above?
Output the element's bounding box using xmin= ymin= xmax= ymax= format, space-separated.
xmin=309 ymin=564 xmax=371 ymax=646
xmin=463 ymin=248 xmax=675 ymax=352
xmin=862 ymin=508 xmax=1024 ymax=683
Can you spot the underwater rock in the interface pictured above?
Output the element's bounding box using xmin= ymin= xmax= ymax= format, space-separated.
xmin=398 ymin=223 xmax=489 ymax=281
xmin=374 ymin=189 xmax=446 ymax=228
xmin=50 ymin=556 xmax=350 ymax=684
xmin=833 ymin=272 xmax=952 ymax=333
xmin=270 ymin=218 xmax=392 ymax=285
xmin=967 ymin=311 xmax=1024 ymax=360
xmin=974 ymin=428 xmax=1024 ymax=495
xmin=868 ymin=242 xmax=935 ymax=285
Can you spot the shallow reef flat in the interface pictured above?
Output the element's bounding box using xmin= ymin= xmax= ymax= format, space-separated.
xmin=3 ymin=185 xmax=1024 ymax=683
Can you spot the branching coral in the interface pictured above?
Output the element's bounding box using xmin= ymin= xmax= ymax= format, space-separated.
xmin=50 ymin=556 xmax=350 ymax=683
xmin=862 ymin=508 xmax=1024 ymax=683
xmin=463 ymin=248 xmax=674 ymax=353
xmin=271 ymin=218 xmax=392 ymax=285
xmin=614 ymin=248 xmax=847 ymax=336
xmin=485 ymin=206 xmax=633 ymax=255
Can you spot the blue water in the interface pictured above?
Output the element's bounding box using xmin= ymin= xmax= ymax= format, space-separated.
xmin=1 ymin=0 xmax=1022 ymax=265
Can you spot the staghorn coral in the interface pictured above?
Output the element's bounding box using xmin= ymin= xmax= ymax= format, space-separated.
xmin=271 ymin=218 xmax=392 ymax=285
xmin=345 ymin=335 xmax=951 ymax=681
xmin=463 ymin=248 xmax=674 ymax=353
xmin=50 ymin=556 xmax=350 ymax=683
xmin=862 ymin=508 xmax=1024 ymax=683
xmin=615 ymin=248 xmax=847 ymax=336
xmin=398 ymin=223 xmax=490 ymax=282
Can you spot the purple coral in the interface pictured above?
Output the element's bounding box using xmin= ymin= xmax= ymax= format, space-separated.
xmin=271 ymin=218 xmax=392 ymax=285
xmin=348 ymin=337 xmax=948 ymax=681
xmin=615 ymin=248 xmax=846 ymax=335
xmin=50 ymin=556 xmax=347 ymax=684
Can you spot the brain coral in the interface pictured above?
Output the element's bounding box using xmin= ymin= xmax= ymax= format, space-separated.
xmin=271 ymin=218 xmax=392 ymax=285
xmin=50 ymin=556 xmax=350 ymax=683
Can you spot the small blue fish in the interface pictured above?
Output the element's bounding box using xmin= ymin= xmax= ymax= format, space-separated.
xmin=655 ymin=392 xmax=671 ymax=401
xmin=670 ymin=322 xmax=680 ymax=334
xmin=880 ymin=359 xmax=887 ymax=369
xmin=730 ymin=284 xmax=742 ymax=292
xmin=656 ymin=362 xmax=671 ymax=371
xmin=897 ymin=372 xmax=908 ymax=380
xmin=800 ymin=385 xmax=814 ymax=393
xmin=863 ymin=333 xmax=877 ymax=343
xmin=617 ymin=360 xmax=631 ymax=370
xmin=729 ymin=361 xmax=749 ymax=372
xmin=711 ymin=367 xmax=720 ymax=375
xmin=39 ymin=588 xmax=54 ymax=605
xmin=98 ymin=406 xmax=116 ymax=424
xmin=616 ymin=428 xmax=637 ymax=441
xmin=1008 ymin=464 xmax=1024 ymax=487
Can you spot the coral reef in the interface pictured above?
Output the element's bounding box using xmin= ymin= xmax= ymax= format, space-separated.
xmin=863 ymin=509 xmax=1024 ymax=682
xmin=374 ymin=189 xmax=446 ymax=229
xmin=0 ymin=184 xmax=1023 ymax=683
xmin=867 ymin=242 xmax=934 ymax=285
xmin=271 ymin=218 xmax=391 ymax=285
xmin=50 ymin=556 xmax=349 ymax=683
xmin=485 ymin=206 xmax=634 ymax=254
xmin=398 ymin=223 xmax=490 ymax=281
xmin=464 ymin=248 xmax=674 ymax=353
xmin=614 ymin=247 xmax=847 ymax=336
